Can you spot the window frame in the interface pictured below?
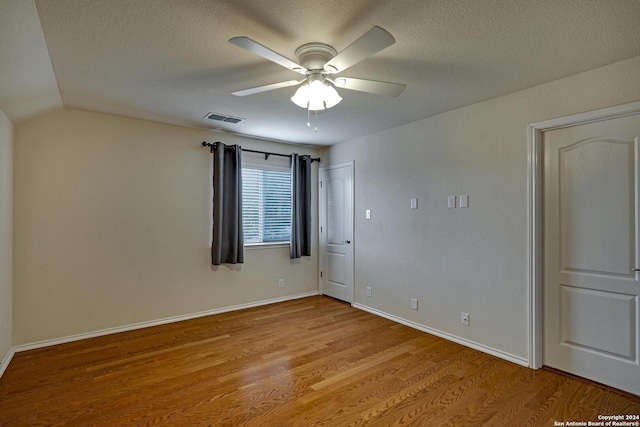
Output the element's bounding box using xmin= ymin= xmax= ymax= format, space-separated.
xmin=241 ymin=161 xmax=292 ymax=248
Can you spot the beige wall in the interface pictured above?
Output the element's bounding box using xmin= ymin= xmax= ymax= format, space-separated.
xmin=13 ymin=109 xmax=319 ymax=345
xmin=0 ymin=109 xmax=13 ymax=363
xmin=322 ymin=55 xmax=640 ymax=362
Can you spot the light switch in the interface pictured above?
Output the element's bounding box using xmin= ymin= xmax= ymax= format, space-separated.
xmin=447 ymin=196 xmax=456 ymax=208
xmin=459 ymin=195 xmax=469 ymax=208
xmin=411 ymin=198 xmax=418 ymax=209
xmin=365 ymin=209 xmax=371 ymax=219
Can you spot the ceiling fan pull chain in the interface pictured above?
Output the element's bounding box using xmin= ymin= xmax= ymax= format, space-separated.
xmin=314 ymin=110 xmax=319 ymax=132
xmin=307 ymin=106 xmax=311 ymax=127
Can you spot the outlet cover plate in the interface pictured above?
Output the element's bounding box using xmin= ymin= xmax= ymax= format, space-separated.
xmin=461 ymin=312 xmax=470 ymax=326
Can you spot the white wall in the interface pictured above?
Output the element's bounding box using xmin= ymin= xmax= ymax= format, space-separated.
xmin=0 ymin=109 xmax=13 ymax=364
xmin=13 ymin=108 xmax=319 ymax=345
xmin=322 ymin=55 xmax=640 ymax=362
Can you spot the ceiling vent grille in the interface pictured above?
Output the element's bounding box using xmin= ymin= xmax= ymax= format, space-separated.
xmin=205 ymin=112 xmax=245 ymax=124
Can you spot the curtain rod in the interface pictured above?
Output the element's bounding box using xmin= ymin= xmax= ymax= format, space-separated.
xmin=202 ymin=141 xmax=320 ymax=163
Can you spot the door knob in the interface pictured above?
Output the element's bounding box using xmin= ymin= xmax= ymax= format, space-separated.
xmin=345 ymin=240 xmax=351 ymax=244
xmin=633 ymin=268 xmax=640 ymax=272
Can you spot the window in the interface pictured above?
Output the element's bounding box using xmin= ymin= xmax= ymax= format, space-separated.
xmin=242 ymin=165 xmax=291 ymax=244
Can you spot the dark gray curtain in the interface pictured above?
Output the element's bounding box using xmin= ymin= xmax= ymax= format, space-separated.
xmin=290 ymin=154 xmax=312 ymax=258
xmin=211 ymin=143 xmax=244 ymax=265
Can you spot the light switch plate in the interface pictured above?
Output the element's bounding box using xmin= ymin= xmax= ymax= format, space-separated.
xmin=448 ymin=196 xmax=456 ymax=208
xmin=411 ymin=198 xmax=418 ymax=209
xmin=365 ymin=209 xmax=371 ymax=219
xmin=459 ymin=195 xmax=469 ymax=208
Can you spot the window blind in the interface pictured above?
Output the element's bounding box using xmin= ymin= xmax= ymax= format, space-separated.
xmin=242 ymin=167 xmax=291 ymax=244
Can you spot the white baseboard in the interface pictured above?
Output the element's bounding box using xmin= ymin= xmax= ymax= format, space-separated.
xmin=11 ymin=291 xmax=320 ymax=355
xmin=0 ymin=347 xmax=16 ymax=378
xmin=352 ymin=303 xmax=529 ymax=367
xmin=3 ymin=293 xmax=527 ymax=379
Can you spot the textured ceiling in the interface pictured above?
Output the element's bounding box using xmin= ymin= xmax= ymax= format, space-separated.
xmin=2 ymin=0 xmax=640 ymax=146
xmin=0 ymin=0 xmax=62 ymax=121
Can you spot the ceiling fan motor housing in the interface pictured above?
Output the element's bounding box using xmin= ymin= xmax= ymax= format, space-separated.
xmin=294 ymin=43 xmax=337 ymax=72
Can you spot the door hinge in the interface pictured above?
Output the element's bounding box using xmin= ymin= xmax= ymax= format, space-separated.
xmin=320 ymin=181 xmax=323 ymax=188
xmin=320 ymin=226 xmax=323 ymax=233
xmin=320 ymin=271 xmax=323 ymax=278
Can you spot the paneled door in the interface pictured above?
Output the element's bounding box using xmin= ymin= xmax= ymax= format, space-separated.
xmin=319 ymin=162 xmax=354 ymax=303
xmin=542 ymin=113 xmax=640 ymax=395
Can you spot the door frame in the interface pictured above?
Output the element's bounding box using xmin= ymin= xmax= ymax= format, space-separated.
xmin=527 ymin=100 xmax=640 ymax=369
xmin=319 ymin=161 xmax=355 ymax=303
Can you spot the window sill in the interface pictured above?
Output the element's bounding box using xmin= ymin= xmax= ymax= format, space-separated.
xmin=244 ymin=242 xmax=290 ymax=250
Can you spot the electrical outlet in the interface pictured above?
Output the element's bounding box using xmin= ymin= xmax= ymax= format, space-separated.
xmin=278 ymin=279 xmax=284 ymax=288
xmin=411 ymin=298 xmax=418 ymax=310
xmin=366 ymin=287 xmax=372 ymax=297
xmin=461 ymin=312 xmax=470 ymax=326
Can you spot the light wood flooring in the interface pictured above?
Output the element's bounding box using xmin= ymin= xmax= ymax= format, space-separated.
xmin=1 ymin=296 xmax=638 ymax=426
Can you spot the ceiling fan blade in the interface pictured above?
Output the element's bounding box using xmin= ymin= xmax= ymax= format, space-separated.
xmin=332 ymin=77 xmax=405 ymax=97
xmin=232 ymin=80 xmax=302 ymax=97
xmin=324 ymin=26 xmax=396 ymax=73
xmin=229 ymin=37 xmax=307 ymax=74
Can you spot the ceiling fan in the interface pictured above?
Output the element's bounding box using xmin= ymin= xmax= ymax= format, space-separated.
xmin=229 ymin=26 xmax=406 ymax=130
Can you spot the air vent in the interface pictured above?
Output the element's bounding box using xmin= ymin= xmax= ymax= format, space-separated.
xmin=205 ymin=112 xmax=245 ymax=124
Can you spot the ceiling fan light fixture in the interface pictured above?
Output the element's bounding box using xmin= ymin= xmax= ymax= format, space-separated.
xmin=291 ymin=81 xmax=342 ymax=111
xmin=322 ymin=83 xmax=342 ymax=108
xmin=308 ymin=97 xmax=326 ymax=111
xmin=291 ymin=83 xmax=311 ymax=108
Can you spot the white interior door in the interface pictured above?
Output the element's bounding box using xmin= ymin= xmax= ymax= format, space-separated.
xmin=319 ymin=162 xmax=354 ymax=303
xmin=542 ymin=113 xmax=640 ymax=395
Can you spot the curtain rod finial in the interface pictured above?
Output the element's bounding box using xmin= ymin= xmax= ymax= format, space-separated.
xmin=202 ymin=141 xmax=216 ymax=153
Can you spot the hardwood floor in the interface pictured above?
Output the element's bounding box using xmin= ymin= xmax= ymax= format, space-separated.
xmin=1 ymin=296 xmax=638 ymax=426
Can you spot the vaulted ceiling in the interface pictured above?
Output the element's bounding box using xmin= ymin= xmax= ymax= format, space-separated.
xmin=2 ymin=0 xmax=640 ymax=145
